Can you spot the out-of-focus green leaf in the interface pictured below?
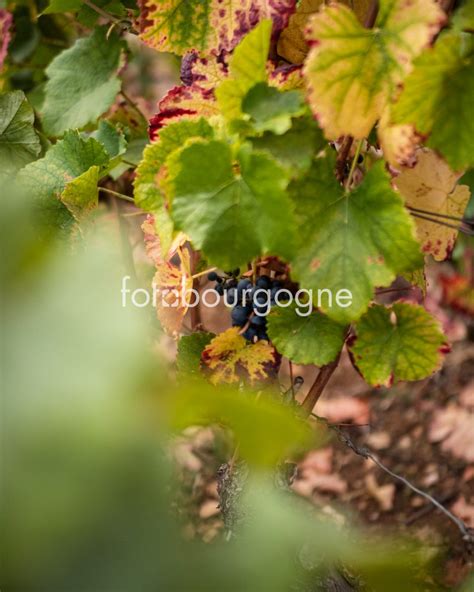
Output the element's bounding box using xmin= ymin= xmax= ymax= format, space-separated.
xmin=42 ymin=28 xmax=124 ymax=136
xmin=91 ymin=120 xmax=127 ymax=159
xmin=0 ymin=90 xmax=41 ymax=178
xmin=168 ymin=380 xmax=316 ymax=466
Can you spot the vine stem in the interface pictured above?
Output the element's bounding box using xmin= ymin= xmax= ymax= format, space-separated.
xmin=99 ymin=186 xmax=135 ymax=203
xmin=120 ymin=90 xmax=149 ymax=126
xmin=345 ymin=139 xmax=363 ymax=192
xmin=192 ymin=266 xmax=217 ymax=280
xmin=82 ymin=0 xmax=121 ymax=23
xmin=190 ymin=250 xmax=202 ymax=331
xmin=300 ymin=353 xmax=342 ymax=417
xmin=315 ymin=417 xmax=474 ymax=543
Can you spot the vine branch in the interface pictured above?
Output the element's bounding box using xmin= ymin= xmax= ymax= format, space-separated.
xmin=313 ymin=415 xmax=474 ymax=544
xmin=301 ymin=353 xmax=342 ymax=417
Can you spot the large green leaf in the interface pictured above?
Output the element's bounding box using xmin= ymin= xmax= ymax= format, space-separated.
xmin=139 ymin=0 xmax=294 ymax=56
xmin=42 ymin=28 xmax=124 ymax=136
xmin=216 ymin=19 xmax=272 ymax=122
xmin=350 ymin=302 xmax=446 ymax=386
xmin=392 ymin=32 xmax=474 ymax=170
xmin=0 ymin=91 xmax=41 ymax=178
xmin=289 ymin=154 xmax=422 ymax=322
xmin=18 ymin=131 xmax=109 ymax=235
xmin=169 ymin=139 xmax=297 ymax=269
xmin=267 ymin=304 xmax=346 ymax=366
xmin=303 ymin=0 xmax=445 ymax=139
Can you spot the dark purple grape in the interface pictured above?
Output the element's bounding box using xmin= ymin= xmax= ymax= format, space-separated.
xmin=256 ymin=275 xmax=271 ymax=289
xmin=251 ymin=315 xmax=266 ymax=326
xmin=226 ymin=287 xmax=238 ymax=305
xmin=242 ymin=326 xmax=258 ymax=342
xmin=215 ymin=284 xmax=224 ymax=295
xmin=231 ymin=305 xmax=249 ymax=326
xmin=207 ymin=271 xmax=219 ymax=281
xmin=237 ymin=278 xmax=252 ymax=293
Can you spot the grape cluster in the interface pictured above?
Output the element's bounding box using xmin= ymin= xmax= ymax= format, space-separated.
xmin=208 ymin=270 xmax=286 ymax=343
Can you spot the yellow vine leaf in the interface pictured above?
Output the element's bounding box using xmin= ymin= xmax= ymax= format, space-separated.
xmin=394 ymin=150 xmax=471 ymax=261
xmin=142 ymin=215 xmax=192 ymax=336
xmin=303 ymin=0 xmax=445 ymax=140
xmin=378 ymin=105 xmax=421 ymax=167
xmin=268 ymin=64 xmax=305 ymax=91
xmin=277 ymin=0 xmax=371 ymax=64
xmin=201 ymin=327 xmax=275 ymax=385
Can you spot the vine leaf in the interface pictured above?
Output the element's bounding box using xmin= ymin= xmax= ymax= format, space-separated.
xmin=201 ymin=327 xmax=275 ymax=385
xmin=394 ymin=149 xmax=471 ymax=261
xmin=242 ymin=82 xmax=305 ymax=135
xmin=392 ymin=31 xmax=474 ymax=171
xmin=290 ymin=154 xmax=422 ymax=323
xmin=168 ymin=139 xmax=297 ymax=269
xmin=138 ymin=0 xmax=295 ymax=56
xmin=60 ymin=165 xmax=100 ymax=221
xmin=303 ymin=0 xmax=444 ymax=140
xmin=267 ymin=304 xmax=346 ymax=366
xmin=177 ymin=332 xmax=215 ymax=377
xmin=181 ymin=50 xmax=228 ymax=88
xmin=91 ymin=120 xmax=127 ymax=159
xmin=42 ymin=27 xmax=124 ymax=136
xmin=134 ymin=118 xmax=213 ymax=252
xmin=216 ymin=19 xmax=272 ymax=122
xmin=142 ymin=216 xmax=192 ymax=336
xmin=0 ymin=9 xmax=12 ymax=71
xmin=149 ymin=84 xmax=219 ymax=140
xmin=277 ymin=0 xmax=371 ymax=64
xmin=452 ymin=0 xmax=474 ymax=31
xmin=0 ymin=91 xmax=41 ymax=178
xmin=440 ymin=274 xmax=474 ymax=316
xmin=18 ymin=131 xmax=109 ymax=235
xmin=349 ymin=302 xmax=447 ymax=386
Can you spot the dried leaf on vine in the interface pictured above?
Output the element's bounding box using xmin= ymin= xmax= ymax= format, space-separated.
xmin=201 ymin=327 xmax=275 ymax=385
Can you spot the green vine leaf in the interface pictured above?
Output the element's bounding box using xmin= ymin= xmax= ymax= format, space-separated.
xmin=289 ymin=154 xmax=423 ymax=323
xmin=452 ymin=0 xmax=474 ymax=31
xmin=267 ymin=304 xmax=346 ymax=366
xmin=60 ymin=165 xmax=100 ymax=222
xmin=350 ymin=302 xmax=447 ymax=386
xmin=138 ymin=0 xmax=295 ymax=56
xmin=42 ymin=27 xmax=124 ymax=136
xmin=216 ymin=19 xmax=272 ymax=122
xmin=392 ymin=31 xmax=474 ymax=171
xmin=91 ymin=120 xmax=127 ymax=159
xmin=303 ymin=0 xmax=445 ymax=139
xmin=168 ymin=139 xmax=297 ymax=269
xmin=18 ymin=131 xmax=109 ymax=235
xmin=177 ymin=332 xmax=215 ymax=377
xmin=0 ymin=90 xmax=41 ymax=179
xmin=242 ymin=82 xmax=305 ymax=135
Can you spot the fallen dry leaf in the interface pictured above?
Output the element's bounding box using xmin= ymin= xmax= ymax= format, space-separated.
xmin=451 ymin=496 xmax=474 ymax=528
xmin=366 ymin=431 xmax=391 ymax=450
xmin=316 ymin=396 xmax=370 ymax=425
xmin=365 ymin=473 xmax=395 ymax=511
xmin=429 ymin=404 xmax=474 ymax=462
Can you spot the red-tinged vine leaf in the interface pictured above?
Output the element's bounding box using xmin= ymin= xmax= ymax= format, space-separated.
xmin=181 ymin=50 xmax=228 ymax=89
xmin=149 ymin=85 xmax=219 ymax=141
xmin=394 ymin=149 xmax=471 ymax=261
xmin=268 ymin=64 xmax=305 ymax=91
xmin=349 ymin=302 xmax=447 ymax=387
xmin=267 ymin=304 xmax=346 ymax=366
xmin=277 ymin=0 xmax=370 ymax=64
xmin=392 ymin=31 xmax=474 ymax=171
xmin=378 ymin=105 xmax=421 ymax=167
xmin=142 ymin=215 xmax=192 ymax=336
xmin=201 ymin=327 xmax=275 ymax=385
xmin=440 ymin=274 xmax=474 ymax=316
xmin=289 ymin=153 xmax=423 ymax=323
xmin=138 ymin=0 xmax=295 ymax=56
xmin=0 ymin=9 xmax=12 ymax=72
xmin=303 ymin=0 xmax=445 ymax=140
